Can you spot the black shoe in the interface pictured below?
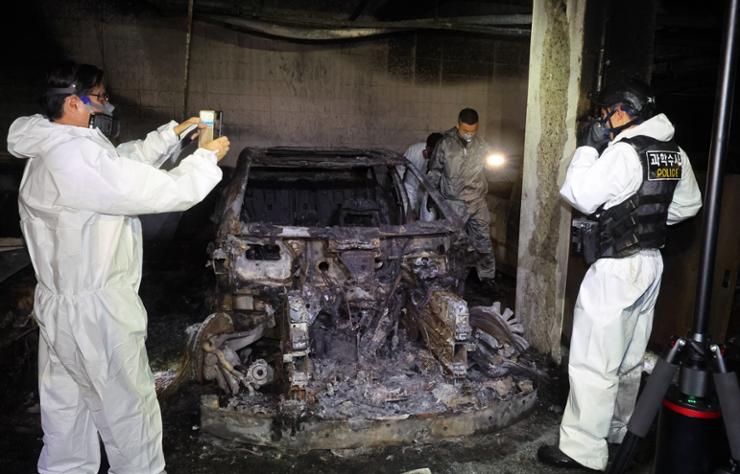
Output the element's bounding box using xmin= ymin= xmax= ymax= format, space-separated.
xmin=608 ymin=442 xmax=621 ymax=457
xmin=478 ymin=278 xmax=498 ymax=294
xmin=537 ymin=445 xmax=599 ymax=471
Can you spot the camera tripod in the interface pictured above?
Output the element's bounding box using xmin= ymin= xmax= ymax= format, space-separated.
xmin=606 ymin=336 xmax=740 ymax=474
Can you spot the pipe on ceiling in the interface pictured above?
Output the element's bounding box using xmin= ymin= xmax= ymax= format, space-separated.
xmin=198 ymin=13 xmax=531 ymax=41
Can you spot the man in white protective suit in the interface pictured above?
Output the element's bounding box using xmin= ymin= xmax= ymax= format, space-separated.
xmin=537 ymin=79 xmax=702 ymax=471
xmin=400 ymin=132 xmax=443 ymax=214
xmin=7 ymin=61 xmax=229 ymax=474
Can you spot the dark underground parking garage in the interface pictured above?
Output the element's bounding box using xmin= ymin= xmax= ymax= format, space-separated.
xmin=1 ymin=0 xmax=739 ymax=473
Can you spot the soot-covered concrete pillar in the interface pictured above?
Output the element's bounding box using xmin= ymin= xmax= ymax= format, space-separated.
xmin=516 ymin=0 xmax=587 ymax=361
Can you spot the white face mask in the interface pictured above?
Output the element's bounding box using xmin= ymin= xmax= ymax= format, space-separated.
xmin=459 ymin=131 xmax=474 ymax=143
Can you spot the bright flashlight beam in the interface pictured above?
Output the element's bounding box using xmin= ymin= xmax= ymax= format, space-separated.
xmin=486 ymin=153 xmax=506 ymax=168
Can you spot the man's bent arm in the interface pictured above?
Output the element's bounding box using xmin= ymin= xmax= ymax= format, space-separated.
xmin=559 ymin=143 xmax=641 ymax=215
xmin=48 ymin=138 xmax=222 ymax=215
xmin=116 ymin=121 xmax=181 ymax=169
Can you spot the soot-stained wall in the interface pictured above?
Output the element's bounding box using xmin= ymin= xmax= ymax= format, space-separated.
xmin=1 ymin=1 xmax=530 ymax=166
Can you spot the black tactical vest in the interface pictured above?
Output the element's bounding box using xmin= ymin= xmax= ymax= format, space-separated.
xmin=590 ymin=135 xmax=683 ymax=261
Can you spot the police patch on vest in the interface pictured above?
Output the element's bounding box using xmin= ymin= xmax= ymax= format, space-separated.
xmin=646 ymin=150 xmax=682 ymax=181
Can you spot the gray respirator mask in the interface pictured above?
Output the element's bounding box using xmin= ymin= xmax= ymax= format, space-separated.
xmin=47 ymin=86 xmax=120 ymax=139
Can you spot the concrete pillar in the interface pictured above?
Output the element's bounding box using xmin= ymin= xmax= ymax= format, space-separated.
xmin=516 ymin=0 xmax=587 ymax=361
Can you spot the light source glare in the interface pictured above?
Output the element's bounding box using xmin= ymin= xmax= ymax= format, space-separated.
xmin=486 ymin=153 xmax=506 ymax=168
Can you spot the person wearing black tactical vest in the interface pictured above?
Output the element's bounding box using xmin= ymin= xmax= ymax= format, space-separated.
xmin=537 ymin=80 xmax=702 ymax=471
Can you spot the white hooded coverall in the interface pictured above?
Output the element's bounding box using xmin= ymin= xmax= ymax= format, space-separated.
xmin=401 ymin=141 xmax=427 ymax=212
xmin=558 ymin=113 xmax=702 ymax=471
xmin=7 ymin=115 xmax=223 ymax=474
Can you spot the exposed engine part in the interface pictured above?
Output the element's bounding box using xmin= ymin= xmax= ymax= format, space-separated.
xmin=201 ymin=339 xmax=276 ymax=396
xmin=410 ymin=290 xmax=473 ymax=379
xmin=214 ymin=325 xmax=266 ymax=352
xmin=245 ymin=359 xmax=274 ymax=388
xmin=190 ymin=312 xmax=273 ymax=395
xmin=203 ymin=339 xmax=243 ymax=395
xmin=409 ymin=253 xmax=446 ymax=281
xmin=282 ymin=291 xmax=313 ymax=397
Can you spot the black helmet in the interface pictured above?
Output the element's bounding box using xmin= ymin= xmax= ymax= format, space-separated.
xmin=595 ymin=78 xmax=656 ymax=119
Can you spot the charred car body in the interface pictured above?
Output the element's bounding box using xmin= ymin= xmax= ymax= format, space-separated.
xmin=191 ymin=147 xmax=536 ymax=449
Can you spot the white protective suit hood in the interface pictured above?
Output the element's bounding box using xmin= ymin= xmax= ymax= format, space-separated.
xmin=611 ymin=113 xmax=674 ymax=144
xmin=10 ymin=113 xmax=221 ymax=474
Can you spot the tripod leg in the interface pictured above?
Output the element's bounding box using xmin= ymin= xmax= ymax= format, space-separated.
xmin=607 ymin=339 xmax=685 ymax=474
xmin=628 ymin=340 xmax=685 ymax=438
xmin=608 ymin=433 xmax=641 ymax=474
xmin=711 ymin=345 xmax=740 ymax=462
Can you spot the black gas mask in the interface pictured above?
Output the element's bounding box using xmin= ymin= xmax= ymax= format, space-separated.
xmin=80 ymin=95 xmax=120 ymax=139
xmin=86 ymin=111 xmax=120 ymax=139
xmin=594 ymin=81 xmax=656 ymax=136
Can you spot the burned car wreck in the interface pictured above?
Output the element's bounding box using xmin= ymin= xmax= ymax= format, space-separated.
xmin=189 ymin=147 xmax=538 ymax=449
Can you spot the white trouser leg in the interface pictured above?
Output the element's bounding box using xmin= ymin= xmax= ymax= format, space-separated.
xmin=37 ymin=335 xmax=101 ymax=474
xmin=559 ymin=251 xmax=663 ymax=471
xmin=608 ymin=267 xmax=662 ymax=442
xmin=36 ymin=289 xmax=166 ymax=474
xmin=92 ymin=333 xmax=165 ymax=474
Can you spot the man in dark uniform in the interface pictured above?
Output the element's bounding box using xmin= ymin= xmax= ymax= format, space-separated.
xmin=427 ymin=107 xmax=496 ymax=283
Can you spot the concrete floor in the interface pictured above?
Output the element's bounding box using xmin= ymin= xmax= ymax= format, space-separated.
xmin=0 ymin=243 xmax=656 ymax=473
xmin=155 ymin=382 xmax=653 ymax=474
xmin=0 ymin=371 xmax=654 ymax=474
